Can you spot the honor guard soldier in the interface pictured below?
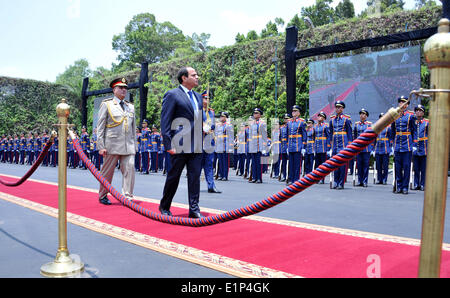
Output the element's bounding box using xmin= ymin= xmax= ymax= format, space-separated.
xmin=263 ymin=137 xmax=271 ymax=174
xmin=270 ymin=121 xmax=281 ymax=179
xmin=412 ymin=104 xmax=428 ymax=191
xmin=7 ymin=135 xmax=13 ymax=163
xmin=135 ymin=127 xmax=141 ymax=172
xmin=243 ymin=123 xmax=251 ymax=179
xmin=236 ymin=123 xmax=247 ymax=176
xmin=390 ymin=96 xmax=417 ymax=195
xmin=314 ymin=111 xmax=330 ymax=184
xmin=287 ymin=105 xmax=307 ymax=184
xmin=279 ymin=114 xmax=290 ymax=182
xmin=41 ymin=131 xmax=50 ymax=166
xmin=248 ymin=108 xmax=267 ymax=183
xmin=33 ymin=132 xmax=41 ymax=164
xmin=48 ymin=132 xmax=55 ymax=166
xmin=19 ymin=133 xmax=26 ymax=164
xmin=329 ymin=101 xmax=353 ymax=189
xmin=149 ymin=124 xmax=161 ymax=173
xmin=67 ymin=135 xmax=75 ymax=168
xmin=51 ymin=134 xmax=58 ymax=167
xmin=201 ymin=91 xmax=220 ymax=193
xmin=26 ymin=132 xmax=33 ymax=165
xmin=140 ymin=119 xmax=150 ymax=174
xmin=374 ymin=113 xmax=392 ymax=184
xmin=353 ymin=108 xmax=373 ymax=187
xmin=80 ymin=126 xmax=90 ymax=169
xmin=13 ymin=134 xmax=20 ymax=164
xmin=0 ymin=135 xmax=5 ymax=163
xmin=158 ymin=137 xmax=164 ymax=171
xmin=91 ymin=128 xmax=100 ymax=170
xmin=215 ymin=111 xmax=234 ymax=181
xmin=304 ymin=119 xmax=315 ymax=176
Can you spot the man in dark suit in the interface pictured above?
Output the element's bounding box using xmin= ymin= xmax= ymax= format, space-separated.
xmin=159 ymin=67 xmax=204 ymax=218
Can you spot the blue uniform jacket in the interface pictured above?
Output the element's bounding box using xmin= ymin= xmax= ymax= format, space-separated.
xmin=353 ymin=121 xmax=373 ymax=153
xmin=280 ymin=125 xmax=288 ymax=154
xmin=248 ymin=120 xmax=267 ymax=153
xmin=287 ymin=118 xmax=306 ymax=153
xmin=375 ymin=126 xmax=392 ymax=155
xmin=329 ymin=114 xmax=353 ymax=154
xmin=150 ymin=132 xmax=161 ymax=153
xmin=414 ymin=118 xmax=429 ymax=156
xmin=313 ymin=122 xmax=330 ymax=154
xmin=140 ymin=128 xmax=150 ymax=152
xmin=305 ymin=128 xmax=315 ymax=154
xmin=215 ymin=122 xmax=234 ymax=153
xmin=237 ymin=130 xmax=247 ymax=154
xmin=391 ymin=111 xmax=416 ymax=152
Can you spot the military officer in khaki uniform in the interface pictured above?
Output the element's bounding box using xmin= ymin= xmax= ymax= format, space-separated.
xmin=97 ymin=78 xmax=138 ymax=205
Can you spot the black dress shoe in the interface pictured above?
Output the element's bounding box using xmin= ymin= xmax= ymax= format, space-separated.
xmin=402 ymin=189 xmax=408 ymax=195
xmin=158 ymin=205 xmax=172 ymax=216
xmin=208 ymin=187 xmax=222 ymax=193
xmin=256 ymin=180 xmax=262 ymax=184
xmin=99 ymin=196 xmax=111 ymax=205
xmin=249 ymin=180 xmax=256 ymax=183
xmin=189 ymin=211 xmax=203 ymax=219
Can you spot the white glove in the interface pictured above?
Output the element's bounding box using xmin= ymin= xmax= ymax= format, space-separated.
xmin=301 ymin=149 xmax=306 ymax=155
xmin=328 ymin=149 xmax=332 ymax=156
xmin=371 ymin=151 xmax=375 ymax=157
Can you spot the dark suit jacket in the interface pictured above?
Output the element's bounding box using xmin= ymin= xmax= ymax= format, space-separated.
xmin=160 ymin=86 xmax=203 ymax=154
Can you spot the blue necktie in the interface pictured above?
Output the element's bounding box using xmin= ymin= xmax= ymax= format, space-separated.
xmin=188 ymin=91 xmax=197 ymax=113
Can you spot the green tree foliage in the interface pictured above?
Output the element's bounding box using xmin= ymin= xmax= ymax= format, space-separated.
xmin=301 ymin=0 xmax=335 ymax=26
xmin=0 ymin=77 xmax=81 ymax=135
xmin=335 ymin=0 xmax=356 ymax=20
xmin=55 ymin=59 xmax=91 ymax=93
xmin=112 ymin=13 xmax=189 ymax=65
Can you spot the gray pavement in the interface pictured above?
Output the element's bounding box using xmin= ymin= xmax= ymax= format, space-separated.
xmin=0 ymin=162 xmax=449 ymax=278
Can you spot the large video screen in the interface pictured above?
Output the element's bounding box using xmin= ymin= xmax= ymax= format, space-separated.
xmin=308 ymin=45 xmax=421 ymax=123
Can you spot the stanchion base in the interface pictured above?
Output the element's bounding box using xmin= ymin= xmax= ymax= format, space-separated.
xmin=40 ymin=250 xmax=84 ymax=278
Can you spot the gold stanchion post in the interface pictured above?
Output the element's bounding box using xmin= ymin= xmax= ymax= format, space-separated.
xmin=40 ymin=98 xmax=84 ymax=277
xmin=418 ymin=18 xmax=450 ymax=278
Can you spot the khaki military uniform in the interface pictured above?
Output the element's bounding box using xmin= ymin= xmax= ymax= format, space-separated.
xmin=97 ymin=96 xmax=137 ymax=200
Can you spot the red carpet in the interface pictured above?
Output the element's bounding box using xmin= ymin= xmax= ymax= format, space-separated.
xmin=1 ymin=174 xmax=449 ymax=278
xmin=311 ymin=81 xmax=360 ymax=118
